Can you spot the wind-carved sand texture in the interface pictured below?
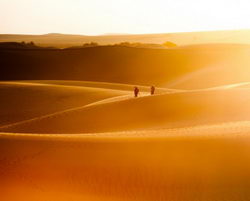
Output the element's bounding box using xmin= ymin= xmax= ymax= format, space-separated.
xmin=2 ymin=43 xmax=250 ymax=201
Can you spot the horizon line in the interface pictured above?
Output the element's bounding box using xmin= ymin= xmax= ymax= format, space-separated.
xmin=0 ymin=28 xmax=249 ymax=37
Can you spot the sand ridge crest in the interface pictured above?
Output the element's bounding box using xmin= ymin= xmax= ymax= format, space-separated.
xmin=1 ymin=81 xmax=250 ymax=134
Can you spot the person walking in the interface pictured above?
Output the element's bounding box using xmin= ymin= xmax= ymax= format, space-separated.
xmin=134 ymin=87 xmax=139 ymax=97
xmin=151 ymin=86 xmax=155 ymax=95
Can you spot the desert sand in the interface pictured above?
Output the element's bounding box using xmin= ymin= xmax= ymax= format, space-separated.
xmin=1 ymin=79 xmax=250 ymax=201
xmin=1 ymin=41 xmax=250 ymax=201
xmin=2 ymin=44 xmax=250 ymax=87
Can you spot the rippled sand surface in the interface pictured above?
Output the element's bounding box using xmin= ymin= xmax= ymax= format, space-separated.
xmin=1 ymin=80 xmax=250 ymax=201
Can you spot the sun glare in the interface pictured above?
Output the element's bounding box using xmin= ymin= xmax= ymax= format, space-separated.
xmin=0 ymin=0 xmax=250 ymax=35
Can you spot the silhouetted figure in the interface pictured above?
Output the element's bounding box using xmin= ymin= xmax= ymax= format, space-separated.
xmin=151 ymin=86 xmax=155 ymax=95
xmin=134 ymin=87 xmax=139 ymax=97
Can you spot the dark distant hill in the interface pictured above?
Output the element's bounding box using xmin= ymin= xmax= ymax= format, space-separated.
xmin=0 ymin=42 xmax=55 ymax=50
xmin=66 ymin=42 xmax=167 ymax=50
xmin=1 ymin=44 xmax=250 ymax=87
xmin=1 ymin=30 xmax=250 ymax=48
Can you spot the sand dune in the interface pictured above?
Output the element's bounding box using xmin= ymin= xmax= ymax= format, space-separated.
xmin=2 ymin=44 xmax=250 ymax=88
xmin=3 ymin=27 xmax=250 ymax=201
xmin=0 ymin=80 xmax=170 ymax=128
xmin=0 ymin=81 xmax=132 ymax=127
xmin=2 ymin=83 xmax=250 ymax=134
xmin=1 ymin=123 xmax=250 ymax=201
xmin=166 ymin=46 xmax=250 ymax=89
xmin=1 ymin=80 xmax=250 ymax=201
xmin=22 ymin=80 xmax=172 ymax=93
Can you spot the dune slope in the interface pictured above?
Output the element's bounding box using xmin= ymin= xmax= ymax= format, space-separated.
xmin=0 ymin=81 xmax=130 ymax=127
xmin=1 ymin=126 xmax=250 ymax=201
xmin=2 ymin=86 xmax=250 ymax=134
xmin=166 ymin=44 xmax=250 ymax=89
xmin=2 ymin=30 xmax=250 ymax=201
xmin=1 ymin=81 xmax=250 ymax=201
xmin=2 ymin=44 xmax=250 ymax=88
xmin=22 ymin=80 xmax=172 ymax=93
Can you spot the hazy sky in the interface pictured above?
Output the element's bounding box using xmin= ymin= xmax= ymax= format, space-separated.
xmin=1 ymin=0 xmax=250 ymax=35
